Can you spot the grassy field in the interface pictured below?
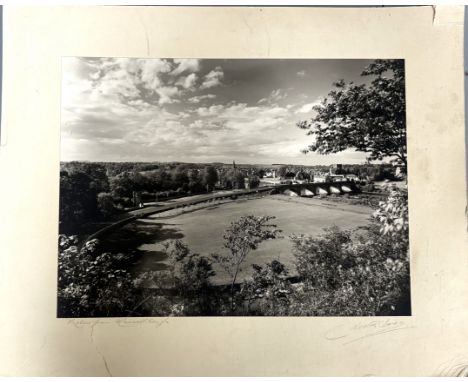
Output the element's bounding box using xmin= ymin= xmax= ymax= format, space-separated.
xmin=103 ymin=195 xmax=374 ymax=285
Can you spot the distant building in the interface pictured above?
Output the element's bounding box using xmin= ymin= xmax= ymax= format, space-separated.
xmin=330 ymin=175 xmax=346 ymax=182
xmin=260 ymin=178 xmax=282 ymax=186
xmin=313 ymin=176 xmax=326 ymax=183
xmin=264 ymin=170 xmax=277 ymax=178
xmin=345 ymin=174 xmax=359 ymax=181
xmin=330 ymin=164 xmax=343 ymax=174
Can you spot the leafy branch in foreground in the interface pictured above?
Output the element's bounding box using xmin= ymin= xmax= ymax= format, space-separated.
xmin=297 ymin=59 xmax=407 ymax=172
xmin=58 ymin=236 xmax=136 ymax=317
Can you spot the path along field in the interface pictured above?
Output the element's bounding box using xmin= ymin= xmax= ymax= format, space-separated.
xmin=102 ymin=195 xmax=374 ymax=285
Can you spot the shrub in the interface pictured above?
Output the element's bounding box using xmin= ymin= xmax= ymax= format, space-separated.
xmin=241 ymin=260 xmax=293 ymax=316
xmin=289 ymin=188 xmax=410 ymax=316
xmin=137 ymin=240 xmax=216 ymax=316
xmin=57 ymin=187 xmax=410 ymax=317
xmin=57 ymin=235 xmax=139 ymax=317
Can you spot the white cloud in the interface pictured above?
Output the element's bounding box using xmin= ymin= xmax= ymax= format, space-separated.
xmin=188 ymin=94 xmax=216 ymax=103
xmin=189 ymin=120 xmax=204 ymax=129
xmin=196 ymin=102 xmax=289 ymax=121
xmin=155 ymin=86 xmax=181 ymax=105
xmin=62 ymin=58 xmax=305 ymax=163
xmin=200 ymin=66 xmax=224 ymax=89
xmin=171 ymin=59 xmax=201 ymax=75
xmin=139 ymin=59 xmax=172 ymax=90
xmin=61 ymin=59 xmax=95 ymax=110
xmin=197 ymin=104 xmax=225 ymax=117
xmin=257 ymin=88 xmax=286 ymax=105
xmin=295 ymin=102 xmax=319 ymax=114
xmin=65 ymin=58 xmax=180 ymax=106
xmin=97 ymin=68 xmax=140 ymax=99
xmin=62 ymin=58 xmax=298 ymax=162
xmin=192 ymin=102 xmax=291 ymax=152
xmin=178 ymin=111 xmax=191 ymax=119
xmin=175 ymin=73 xmax=198 ymax=90
xmin=95 ymin=58 xmax=173 ymax=93
xmin=61 ymin=58 xmax=369 ymax=164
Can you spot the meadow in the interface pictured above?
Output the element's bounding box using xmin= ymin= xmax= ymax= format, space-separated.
xmin=102 ymin=195 xmax=373 ymax=285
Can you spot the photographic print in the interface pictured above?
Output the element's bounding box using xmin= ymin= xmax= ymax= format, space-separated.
xmin=58 ymin=58 xmax=410 ymax=317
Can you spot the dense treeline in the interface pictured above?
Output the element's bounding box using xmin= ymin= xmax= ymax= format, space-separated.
xmin=59 ymin=161 xmax=254 ymax=233
xmin=59 ymin=160 xmax=399 ymax=234
xmin=334 ymin=164 xmax=400 ymax=181
xmin=60 ymin=162 xmax=219 ymax=232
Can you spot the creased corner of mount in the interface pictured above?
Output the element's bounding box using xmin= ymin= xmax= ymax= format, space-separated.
xmin=431 ymin=5 xmax=464 ymax=27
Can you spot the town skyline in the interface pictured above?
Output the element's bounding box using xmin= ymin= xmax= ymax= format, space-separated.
xmin=61 ymin=58 xmax=375 ymax=165
xmin=60 ymin=159 xmax=383 ymax=167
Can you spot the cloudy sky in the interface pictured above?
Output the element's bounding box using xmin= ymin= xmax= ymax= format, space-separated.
xmin=61 ymin=58 xmax=374 ymax=165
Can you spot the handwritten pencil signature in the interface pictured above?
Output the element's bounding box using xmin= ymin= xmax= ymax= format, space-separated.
xmin=67 ymin=317 xmax=169 ymax=328
xmin=325 ymin=318 xmax=415 ymax=345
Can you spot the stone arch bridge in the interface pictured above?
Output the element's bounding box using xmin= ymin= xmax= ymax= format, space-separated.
xmin=270 ymin=181 xmax=359 ymax=197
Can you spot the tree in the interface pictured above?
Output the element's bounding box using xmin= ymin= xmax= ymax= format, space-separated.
xmin=60 ymin=162 xmax=109 ymax=192
xmin=222 ymin=169 xmax=245 ymax=190
xmin=295 ymin=170 xmax=310 ymax=181
xmin=278 ymin=166 xmax=288 ymax=178
xmin=154 ymin=169 xmax=173 ymax=191
xmin=247 ymin=176 xmax=260 ymax=189
xmin=187 ymin=169 xmax=204 ymax=194
xmin=202 ymin=166 xmax=219 ymax=192
xmin=162 ymin=240 xmax=216 ymax=315
xmin=172 ymin=165 xmax=189 ymax=190
xmin=212 ymin=215 xmax=281 ymax=313
xmin=59 ymin=163 xmax=111 ymax=232
xmin=109 ymin=172 xmax=141 ymax=199
xmin=232 ymin=172 xmax=246 ymax=189
xmin=60 ymin=170 xmax=103 ymax=232
xmin=297 ymin=59 xmax=407 ymax=173
xmin=109 ymin=173 xmax=130 ymax=199
xmin=97 ymin=192 xmax=116 ymax=218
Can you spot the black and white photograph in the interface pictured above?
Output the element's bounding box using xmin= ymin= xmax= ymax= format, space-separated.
xmin=58 ymin=58 xmax=410 ymax=317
